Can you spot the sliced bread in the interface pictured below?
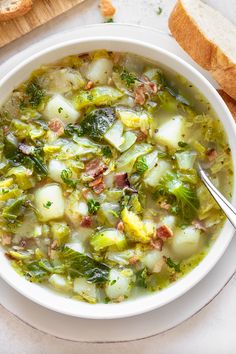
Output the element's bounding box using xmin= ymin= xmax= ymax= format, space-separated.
xmin=0 ymin=0 xmax=33 ymax=21
xmin=218 ymin=90 xmax=236 ymax=121
xmin=169 ymin=0 xmax=236 ymax=101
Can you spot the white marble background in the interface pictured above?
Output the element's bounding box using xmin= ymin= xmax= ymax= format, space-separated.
xmin=0 ymin=1 xmax=236 ymax=353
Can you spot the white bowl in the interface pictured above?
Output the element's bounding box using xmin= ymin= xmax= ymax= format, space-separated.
xmin=0 ymin=37 xmax=235 ymax=319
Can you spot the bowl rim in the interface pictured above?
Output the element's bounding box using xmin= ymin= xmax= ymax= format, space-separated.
xmin=0 ymin=36 xmax=235 ymax=319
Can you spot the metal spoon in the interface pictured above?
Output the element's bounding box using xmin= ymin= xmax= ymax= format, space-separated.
xmin=198 ymin=163 xmax=236 ymax=229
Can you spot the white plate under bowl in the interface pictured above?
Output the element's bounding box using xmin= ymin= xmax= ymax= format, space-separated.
xmin=0 ymin=24 xmax=235 ymax=341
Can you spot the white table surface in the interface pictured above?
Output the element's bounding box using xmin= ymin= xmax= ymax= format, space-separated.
xmin=0 ymin=1 xmax=235 ymax=353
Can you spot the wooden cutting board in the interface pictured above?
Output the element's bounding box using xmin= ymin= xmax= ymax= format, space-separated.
xmin=0 ymin=0 xmax=85 ymax=48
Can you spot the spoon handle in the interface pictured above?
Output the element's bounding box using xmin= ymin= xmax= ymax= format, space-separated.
xmin=198 ymin=164 xmax=236 ymax=229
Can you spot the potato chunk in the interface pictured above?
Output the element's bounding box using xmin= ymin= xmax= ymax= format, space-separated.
xmin=86 ymin=58 xmax=113 ymax=85
xmin=155 ymin=116 xmax=185 ymax=149
xmin=43 ymin=94 xmax=80 ymax=124
xmin=171 ymin=226 xmax=201 ymax=258
xmin=105 ymin=269 xmax=131 ymax=300
xmin=34 ymin=184 xmax=65 ymax=222
xmin=144 ymin=160 xmax=171 ymax=187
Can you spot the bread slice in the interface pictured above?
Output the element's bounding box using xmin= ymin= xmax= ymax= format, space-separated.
xmin=169 ymin=0 xmax=236 ymax=101
xmin=218 ymin=90 xmax=236 ymax=121
xmin=0 ymin=0 xmax=33 ymax=21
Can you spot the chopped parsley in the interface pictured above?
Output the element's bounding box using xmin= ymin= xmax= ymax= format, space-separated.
xmin=87 ymin=94 xmax=93 ymax=101
xmin=104 ymin=18 xmax=114 ymax=23
xmin=156 ymin=6 xmax=163 ymax=15
xmin=43 ymin=201 xmax=53 ymax=209
xmin=102 ymin=146 xmax=112 ymax=158
xmin=58 ymin=107 xmax=63 ymax=113
xmin=136 ymin=268 xmax=148 ymax=288
xmin=178 ymin=141 xmax=188 ymax=148
xmin=25 ymin=80 xmax=45 ymax=108
xmin=166 ymin=257 xmax=181 ymax=272
xmin=87 ymin=199 xmax=100 ymax=215
xmin=1 ymin=188 xmax=9 ymax=194
xmin=120 ymin=69 xmax=137 ymax=87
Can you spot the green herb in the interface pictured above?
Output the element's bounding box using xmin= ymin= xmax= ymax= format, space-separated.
xmin=25 ymin=80 xmax=45 ymax=108
xmin=87 ymin=94 xmax=93 ymax=101
xmin=61 ymin=168 xmax=77 ymax=188
xmin=136 ymin=268 xmax=148 ymax=288
xmin=156 ymin=6 xmax=163 ymax=15
xmin=166 ymin=257 xmax=181 ymax=272
xmin=1 ymin=188 xmax=9 ymax=194
xmin=120 ymin=69 xmax=137 ymax=87
xmin=43 ymin=201 xmax=53 ymax=209
xmin=102 ymin=146 xmax=112 ymax=158
xmin=58 ymin=107 xmax=63 ymax=113
xmin=61 ymin=246 xmax=110 ymax=283
xmin=178 ymin=141 xmax=188 ymax=148
xmin=136 ymin=156 xmax=148 ymax=174
xmin=104 ymin=18 xmax=114 ymax=23
xmin=87 ymin=199 xmax=100 ymax=215
xmin=110 ymin=279 xmax=117 ymax=285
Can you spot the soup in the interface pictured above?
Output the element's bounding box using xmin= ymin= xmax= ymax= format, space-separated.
xmin=0 ymin=51 xmax=232 ymax=304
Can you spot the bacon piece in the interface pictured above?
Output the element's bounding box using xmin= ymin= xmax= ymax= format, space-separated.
xmin=115 ymin=172 xmax=130 ymax=188
xmin=129 ymin=256 xmax=139 ymax=265
xmin=134 ymin=85 xmax=146 ymax=105
xmin=80 ymin=216 xmax=92 ymax=228
xmin=159 ymin=200 xmax=171 ymax=211
xmin=206 ymin=148 xmax=217 ymax=162
xmin=134 ymin=77 xmax=158 ymax=105
xmin=86 ymin=158 xmax=100 ymax=175
xmin=18 ymin=143 xmax=34 ymax=155
xmin=136 ymin=130 xmax=147 ymax=142
xmin=48 ymin=118 xmax=64 ymax=136
xmin=89 ymin=175 xmax=103 ymax=188
xmin=89 ymin=175 xmax=105 ymax=194
xmin=85 ymin=81 xmax=94 ymax=90
xmin=150 ymin=238 xmax=163 ymax=251
xmin=93 ymin=180 xmax=105 ymax=194
xmin=156 ymin=225 xmax=173 ymax=240
xmin=192 ymin=220 xmax=207 ymax=232
xmin=85 ymin=158 xmax=107 ymax=178
xmin=1 ymin=233 xmax=12 ymax=246
xmin=100 ymin=0 xmax=116 ymax=17
xmin=116 ymin=220 xmax=124 ymax=232
xmin=86 ymin=159 xmax=107 ymax=193
xmin=20 ymin=238 xmax=35 ymax=249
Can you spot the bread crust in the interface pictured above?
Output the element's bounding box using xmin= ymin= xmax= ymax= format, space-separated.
xmin=218 ymin=89 xmax=236 ymax=121
xmin=0 ymin=0 xmax=33 ymax=21
xmin=169 ymin=0 xmax=236 ymax=100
